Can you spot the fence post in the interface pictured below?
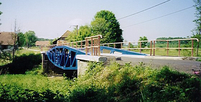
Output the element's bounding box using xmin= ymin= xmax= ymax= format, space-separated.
xmin=114 ymin=43 xmax=115 ymax=48
xmin=140 ymin=42 xmax=142 ymax=53
xmin=153 ymin=41 xmax=155 ymax=56
xmin=167 ymin=41 xmax=169 ymax=56
xmin=98 ymin=36 xmax=100 ymax=56
xmin=91 ymin=37 xmax=93 ymax=56
xmin=85 ymin=38 xmax=88 ymax=55
xmin=178 ymin=40 xmax=180 ymax=57
xmin=121 ymin=43 xmax=123 ymax=49
xmin=150 ymin=41 xmax=152 ymax=56
xmin=41 ymin=46 xmax=43 ymax=51
xmin=191 ymin=40 xmax=194 ymax=57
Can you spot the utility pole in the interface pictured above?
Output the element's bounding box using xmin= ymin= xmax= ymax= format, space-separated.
xmin=13 ymin=19 xmax=17 ymax=61
xmin=76 ymin=25 xmax=78 ymax=35
xmin=70 ymin=25 xmax=78 ymax=35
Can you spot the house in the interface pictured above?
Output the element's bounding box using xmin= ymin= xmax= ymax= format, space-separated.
xmin=52 ymin=30 xmax=70 ymax=44
xmin=0 ymin=32 xmax=17 ymax=49
xmin=35 ymin=41 xmax=50 ymax=47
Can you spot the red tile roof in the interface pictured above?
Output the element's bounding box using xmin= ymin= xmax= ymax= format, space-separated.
xmin=35 ymin=41 xmax=50 ymax=46
xmin=0 ymin=32 xmax=17 ymax=45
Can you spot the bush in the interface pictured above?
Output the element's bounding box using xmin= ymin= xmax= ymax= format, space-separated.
xmin=8 ymin=53 xmax=41 ymax=74
xmin=155 ymin=66 xmax=190 ymax=84
xmin=0 ymin=83 xmax=62 ymax=102
xmin=68 ymin=84 xmax=108 ymax=102
xmin=0 ymin=62 xmax=201 ymax=101
xmin=0 ymin=50 xmax=12 ymax=66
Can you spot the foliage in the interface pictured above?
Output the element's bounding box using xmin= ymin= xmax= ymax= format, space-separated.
xmin=68 ymin=84 xmax=108 ymax=102
xmin=67 ymin=10 xmax=124 ymax=47
xmin=24 ymin=31 xmax=38 ymax=48
xmin=91 ymin=10 xmax=123 ymax=46
xmin=156 ymin=37 xmax=192 ymax=48
xmin=66 ymin=25 xmax=92 ymax=42
xmin=138 ymin=36 xmax=148 ymax=48
xmin=0 ymin=62 xmax=201 ymax=101
xmin=66 ymin=10 xmax=123 ymax=48
xmin=79 ymin=62 xmax=201 ymax=102
xmin=37 ymin=38 xmax=53 ymax=41
xmin=18 ymin=32 xmax=50 ymax=47
xmin=0 ymin=51 xmax=12 ymax=66
xmin=196 ymin=57 xmax=201 ymax=61
xmin=0 ymin=75 xmax=68 ymax=102
xmin=0 ymin=2 xmax=2 ymax=15
xmin=17 ymin=32 xmax=26 ymax=47
xmin=192 ymin=0 xmax=201 ymax=48
xmin=0 ymin=52 xmax=41 ymax=74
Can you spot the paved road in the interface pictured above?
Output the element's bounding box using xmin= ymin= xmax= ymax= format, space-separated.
xmin=102 ymin=54 xmax=201 ymax=74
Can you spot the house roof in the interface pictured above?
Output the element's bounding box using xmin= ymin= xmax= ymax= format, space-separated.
xmin=0 ymin=32 xmax=17 ymax=45
xmin=61 ymin=30 xmax=70 ymax=38
xmin=35 ymin=41 xmax=50 ymax=46
xmin=52 ymin=30 xmax=71 ymax=44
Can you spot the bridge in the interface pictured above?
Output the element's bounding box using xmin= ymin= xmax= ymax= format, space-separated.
xmin=42 ymin=35 xmax=201 ymax=76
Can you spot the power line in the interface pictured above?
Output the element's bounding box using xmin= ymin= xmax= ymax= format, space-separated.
xmin=123 ymin=6 xmax=194 ymax=29
xmin=118 ymin=0 xmax=170 ymax=20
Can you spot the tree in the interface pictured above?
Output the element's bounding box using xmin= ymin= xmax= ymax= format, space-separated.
xmin=91 ymin=10 xmax=123 ymax=47
xmin=17 ymin=32 xmax=26 ymax=47
xmin=192 ymin=0 xmax=201 ymax=56
xmin=24 ymin=31 xmax=37 ymax=48
xmin=0 ymin=2 xmax=2 ymax=15
xmin=0 ymin=2 xmax=2 ymax=25
xmin=66 ymin=25 xmax=92 ymax=42
xmin=138 ymin=36 xmax=148 ymax=48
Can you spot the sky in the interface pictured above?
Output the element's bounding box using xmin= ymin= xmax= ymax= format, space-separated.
xmin=0 ymin=0 xmax=196 ymax=41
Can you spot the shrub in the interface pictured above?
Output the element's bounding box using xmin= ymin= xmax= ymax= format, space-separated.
xmin=8 ymin=53 xmax=41 ymax=74
xmin=0 ymin=62 xmax=201 ymax=101
xmin=155 ymin=66 xmax=190 ymax=84
xmin=68 ymin=84 xmax=108 ymax=102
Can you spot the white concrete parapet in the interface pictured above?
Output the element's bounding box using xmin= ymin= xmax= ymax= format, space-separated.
xmin=76 ymin=55 xmax=107 ymax=62
xmin=76 ymin=55 xmax=107 ymax=76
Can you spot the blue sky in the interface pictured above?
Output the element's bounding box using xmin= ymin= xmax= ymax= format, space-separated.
xmin=0 ymin=0 xmax=196 ymax=41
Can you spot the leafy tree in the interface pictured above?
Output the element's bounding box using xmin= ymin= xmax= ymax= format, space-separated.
xmin=91 ymin=10 xmax=123 ymax=47
xmin=0 ymin=2 xmax=2 ymax=15
xmin=0 ymin=2 xmax=2 ymax=25
xmin=17 ymin=32 xmax=26 ymax=47
xmin=138 ymin=36 xmax=148 ymax=48
xmin=78 ymin=25 xmax=92 ymax=41
xmin=192 ymin=0 xmax=201 ymax=56
xmin=192 ymin=0 xmax=201 ymax=48
xmin=66 ymin=25 xmax=92 ymax=42
xmin=37 ymin=38 xmax=52 ymax=41
xmin=24 ymin=31 xmax=37 ymax=48
xmin=65 ymin=10 xmax=123 ymax=48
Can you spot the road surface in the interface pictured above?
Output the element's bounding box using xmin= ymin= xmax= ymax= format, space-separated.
xmin=102 ymin=54 xmax=201 ymax=74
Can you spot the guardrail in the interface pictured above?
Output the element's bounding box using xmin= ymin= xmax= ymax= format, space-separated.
xmin=55 ymin=35 xmax=102 ymax=56
xmin=85 ymin=35 xmax=102 ymax=56
xmin=101 ymin=38 xmax=199 ymax=57
xmin=38 ymin=36 xmax=199 ymax=57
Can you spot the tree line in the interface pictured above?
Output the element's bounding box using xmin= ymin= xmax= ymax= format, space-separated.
xmin=17 ymin=31 xmax=38 ymax=48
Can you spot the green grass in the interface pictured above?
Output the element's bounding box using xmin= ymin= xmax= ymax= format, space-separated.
xmin=130 ymin=48 xmax=201 ymax=57
xmin=15 ymin=47 xmax=40 ymax=55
